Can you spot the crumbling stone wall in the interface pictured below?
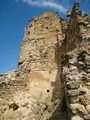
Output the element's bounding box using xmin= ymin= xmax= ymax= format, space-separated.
xmin=19 ymin=11 xmax=68 ymax=104
xmin=0 ymin=11 xmax=68 ymax=120
xmin=66 ymin=3 xmax=90 ymax=51
xmin=62 ymin=3 xmax=90 ymax=120
xmin=0 ymin=2 xmax=90 ymax=120
xmin=0 ymin=72 xmax=25 ymax=99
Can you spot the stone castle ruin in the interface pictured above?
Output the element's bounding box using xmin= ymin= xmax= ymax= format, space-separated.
xmin=0 ymin=3 xmax=90 ymax=120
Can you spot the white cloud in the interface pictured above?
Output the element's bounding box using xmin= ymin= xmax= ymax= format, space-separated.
xmin=18 ymin=0 xmax=67 ymax=14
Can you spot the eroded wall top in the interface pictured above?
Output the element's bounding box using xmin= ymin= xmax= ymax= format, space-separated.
xmin=19 ymin=11 xmax=68 ymax=71
xmin=66 ymin=2 xmax=90 ymax=50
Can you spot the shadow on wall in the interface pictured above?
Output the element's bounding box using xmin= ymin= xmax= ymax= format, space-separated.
xmin=49 ymin=41 xmax=67 ymax=120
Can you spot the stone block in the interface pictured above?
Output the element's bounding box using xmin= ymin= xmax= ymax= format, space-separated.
xmin=67 ymin=81 xmax=81 ymax=89
xmin=69 ymin=96 xmax=79 ymax=103
xmin=69 ymin=103 xmax=88 ymax=115
xmin=86 ymin=105 xmax=90 ymax=114
xmin=71 ymin=115 xmax=84 ymax=120
xmin=67 ymin=89 xmax=79 ymax=96
xmin=84 ymin=114 xmax=90 ymax=120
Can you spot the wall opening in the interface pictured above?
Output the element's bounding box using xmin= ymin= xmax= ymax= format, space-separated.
xmin=47 ymin=90 xmax=50 ymax=93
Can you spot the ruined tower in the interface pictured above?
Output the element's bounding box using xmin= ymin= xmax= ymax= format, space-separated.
xmin=0 ymin=2 xmax=90 ymax=120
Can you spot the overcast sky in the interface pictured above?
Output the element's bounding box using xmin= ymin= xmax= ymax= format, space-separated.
xmin=0 ymin=0 xmax=90 ymax=73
